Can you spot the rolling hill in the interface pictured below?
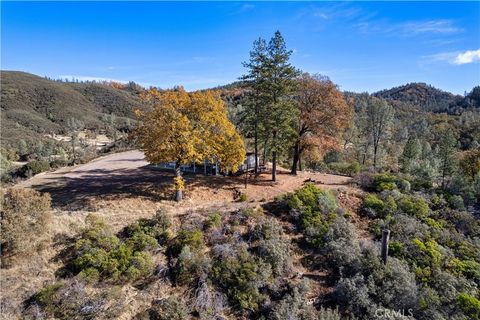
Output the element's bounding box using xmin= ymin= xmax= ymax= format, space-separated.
xmin=373 ymin=82 xmax=479 ymax=114
xmin=0 ymin=71 xmax=147 ymax=149
xmin=1 ymin=71 xmax=478 ymax=155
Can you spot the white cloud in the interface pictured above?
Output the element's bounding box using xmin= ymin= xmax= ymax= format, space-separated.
xmin=421 ymin=49 xmax=480 ymax=65
xmin=401 ymin=20 xmax=462 ymax=35
xmin=453 ymin=49 xmax=480 ymax=65
xmin=356 ymin=19 xmax=463 ymax=37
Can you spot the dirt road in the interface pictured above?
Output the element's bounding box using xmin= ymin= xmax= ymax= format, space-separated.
xmin=16 ymin=150 xmax=357 ymax=209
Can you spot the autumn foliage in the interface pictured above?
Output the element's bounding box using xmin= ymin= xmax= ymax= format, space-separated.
xmin=134 ymin=87 xmax=245 ymax=200
xmin=291 ymin=73 xmax=352 ymax=174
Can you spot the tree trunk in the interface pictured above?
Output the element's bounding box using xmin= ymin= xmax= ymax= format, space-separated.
xmin=373 ymin=144 xmax=378 ymax=169
xmin=272 ymin=151 xmax=277 ymax=181
xmin=291 ymin=141 xmax=300 ymax=175
xmin=175 ymin=164 xmax=183 ymax=202
xmin=362 ymin=141 xmax=370 ymax=166
xmin=71 ymin=134 xmax=76 ymax=165
xmin=272 ymin=131 xmax=277 ymax=182
xmin=381 ymin=229 xmax=390 ymax=265
xmin=254 ymin=116 xmax=259 ymax=175
xmin=298 ymin=152 xmax=302 ymax=171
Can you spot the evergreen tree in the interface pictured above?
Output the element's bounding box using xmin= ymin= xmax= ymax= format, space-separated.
xmin=400 ymin=135 xmax=422 ymax=173
xmin=241 ymin=31 xmax=298 ymax=181
xmin=240 ymin=37 xmax=268 ymax=174
xmin=438 ymin=129 xmax=457 ymax=188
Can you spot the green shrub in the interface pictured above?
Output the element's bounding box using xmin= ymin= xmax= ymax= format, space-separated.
xmin=239 ymin=193 xmax=248 ymax=202
xmin=145 ymin=297 xmax=191 ymax=320
xmin=411 ymin=166 xmax=435 ymax=190
xmin=170 ymin=228 xmax=205 ymax=256
xmin=289 ymin=184 xmax=337 ymax=215
xmin=125 ymin=231 xmax=158 ymax=251
xmin=397 ymin=179 xmax=411 ymax=193
xmin=412 ymin=238 xmax=442 ymax=270
xmin=451 ymin=258 xmax=480 ymax=281
xmin=373 ymin=173 xmax=397 ymax=192
xmin=362 ymin=194 xmax=385 ymax=217
xmin=389 ymin=241 xmax=405 ymax=258
xmin=458 ymin=293 xmax=480 ymax=320
xmin=284 ymin=185 xmax=338 ymax=247
xmin=20 ymin=160 xmax=51 ymax=177
xmin=363 ymin=194 xmax=385 ymax=211
xmin=72 ymin=215 xmax=154 ymax=283
xmin=327 ymin=162 xmax=361 ymax=176
xmin=50 ymin=158 xmax=69 ymax=169
xmin=424 ymin=217 xmax=443 ymax=230
xmin=174 ymin=246 xmax=208 ymax=285
xmin=33 ymin=282 xmax=64 ymax=312
xmin=398 ymin=195 xmax=429 ymax=218
xmin=211 ymin=244 xmax=265 ymax=310
xmin=1 ymin=188 xmax=52 ymax=264
xmin=207 ymin=212 xmax=222 ymax=229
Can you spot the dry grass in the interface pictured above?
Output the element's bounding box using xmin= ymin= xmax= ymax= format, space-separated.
xmin=2 ymin=150 xmax=365 ymax=319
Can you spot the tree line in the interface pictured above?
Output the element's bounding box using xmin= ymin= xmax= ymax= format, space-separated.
xmin=133 ymin=30 xmax=479 ymax=203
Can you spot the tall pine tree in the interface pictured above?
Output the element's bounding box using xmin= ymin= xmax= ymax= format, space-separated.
xmin=438 ymin=128 xmax=458 ymax=188
xmin=241 ymin=31 xmax=298 ymax=181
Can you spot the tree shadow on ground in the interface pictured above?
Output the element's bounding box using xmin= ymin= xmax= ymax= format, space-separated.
xmin=30 ymin=163 xmax=283 ymax=210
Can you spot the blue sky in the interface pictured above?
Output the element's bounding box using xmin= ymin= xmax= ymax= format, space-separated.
xmin=2 ymin=1 xmax=479 ymax=94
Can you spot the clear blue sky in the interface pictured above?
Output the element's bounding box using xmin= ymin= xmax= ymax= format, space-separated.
xmin=2 ymin=1 xmax=479 ymax=94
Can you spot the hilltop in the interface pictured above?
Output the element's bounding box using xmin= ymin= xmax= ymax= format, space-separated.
xmin=373 ymin=82 xmax=479 ymax=114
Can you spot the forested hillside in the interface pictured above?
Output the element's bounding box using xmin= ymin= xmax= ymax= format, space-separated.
xmin=0 ymin=71 xmax=146 ymax=150
xmin=373 ymin=82 xmax=479 ymax=114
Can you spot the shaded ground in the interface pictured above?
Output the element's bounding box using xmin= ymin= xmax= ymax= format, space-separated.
xmin=16 ymin=150 xmax=358 ymax=210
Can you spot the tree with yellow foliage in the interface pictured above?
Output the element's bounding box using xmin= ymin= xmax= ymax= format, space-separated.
xmin=134 ymin=87 xmax=245 ymax=201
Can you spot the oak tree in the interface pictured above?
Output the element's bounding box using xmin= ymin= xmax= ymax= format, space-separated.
xmin=134 ymin=88 xmax=245 ymax=201
xmin=291 ymin=73 xmax=351 ymax=174
xmin=365 ymin=97 xmax=394 ymax=169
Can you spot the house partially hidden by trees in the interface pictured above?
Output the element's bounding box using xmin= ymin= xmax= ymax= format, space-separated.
xmin=133 ymin=87 xmax=246 ymax=201
xmin=152 ymin=152 xmax=258 ymax=176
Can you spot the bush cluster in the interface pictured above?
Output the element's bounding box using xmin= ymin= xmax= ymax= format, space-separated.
xmin=26 ymin=279 xmax=125 ymax=319
xmin=327 ymin=162 xmax=361 ymax=177
xmin=283 ymin=184 xmax=339 ymax=247
xmin=1 ymin=188 xmax=52 ymax=266
xmin=73 ymin=214 xmax=155 ymax=283
xmin=358 ymin=172 xmax=480 ymax=320
xmin=20 ymin=160 xmax=51 ymax=177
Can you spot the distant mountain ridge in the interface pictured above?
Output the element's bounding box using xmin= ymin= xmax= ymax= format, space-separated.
xmin=373 ymin=82 xmax=479 ymax=114
xmin=1 ymin=71 xmax=478 ymax=151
